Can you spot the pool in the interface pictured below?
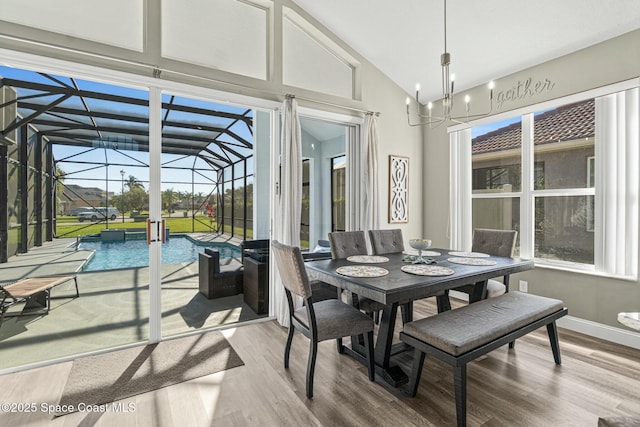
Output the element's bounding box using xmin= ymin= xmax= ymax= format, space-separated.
xmin=79 ymin=236 xmax=241 ymax=271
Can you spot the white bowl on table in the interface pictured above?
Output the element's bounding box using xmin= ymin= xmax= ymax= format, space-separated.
xmin=408 ymin=239 xmax=432 ymax=264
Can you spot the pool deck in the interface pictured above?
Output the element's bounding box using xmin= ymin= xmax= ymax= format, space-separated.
xmin=0 ymin=233 xmax=265 ymax=371
xmin=2 ymin=233 xmax=244 ymax=285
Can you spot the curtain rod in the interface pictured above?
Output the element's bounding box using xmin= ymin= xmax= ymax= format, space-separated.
xmin=287 ymin=94 xmax=379 ymax=116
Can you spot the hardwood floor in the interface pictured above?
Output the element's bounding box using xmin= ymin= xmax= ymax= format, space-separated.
xmin=0 ymin=298 xmax=638 ymax=426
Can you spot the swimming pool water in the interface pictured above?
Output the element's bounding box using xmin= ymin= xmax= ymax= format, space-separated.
xmin=80 ymin=236 xmax=241 ymax=271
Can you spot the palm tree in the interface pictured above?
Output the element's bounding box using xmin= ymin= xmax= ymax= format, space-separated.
xmin=162 ymin=188 xmax=177 ymax=214
xmin=125 ymin=175 xmax=144 ymax=191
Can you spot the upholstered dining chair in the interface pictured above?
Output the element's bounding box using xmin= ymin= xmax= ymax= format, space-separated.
xmin=368 ymin=228 xmax=405 ymax=255
xmin=328 ymin=231 xmax=385 ymax=322
xmin=369 ymin=228 xmax=451 ymax=314
xmin=455 ymin=228 xmax=518 ymax=302
xmin=271 ymin=240 xmax=375 ymax=399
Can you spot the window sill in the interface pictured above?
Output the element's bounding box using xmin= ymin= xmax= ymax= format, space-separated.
xmin=534 ymin=259 xmax=638 ymax=282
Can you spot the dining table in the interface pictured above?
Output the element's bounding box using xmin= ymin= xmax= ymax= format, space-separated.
xmin=305 ymin=249 xmax=535 ymax=387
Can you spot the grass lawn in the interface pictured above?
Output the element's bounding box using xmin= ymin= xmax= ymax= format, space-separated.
xmin=56 ymin=216 xmax=217 ymax=237
xmin=56 ymin=216 xmax=253 ymax=240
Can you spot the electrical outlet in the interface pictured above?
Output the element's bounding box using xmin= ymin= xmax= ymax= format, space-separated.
xmin=519 ymin=280 xmax=528 ymax=293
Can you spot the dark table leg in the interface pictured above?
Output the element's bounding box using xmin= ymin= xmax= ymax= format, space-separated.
xmin=373 ymin=302 xmax=410 ymax=386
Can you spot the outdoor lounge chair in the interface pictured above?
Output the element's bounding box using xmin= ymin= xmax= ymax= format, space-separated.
xmin=0 ymin=275 xmax=79 ymax=328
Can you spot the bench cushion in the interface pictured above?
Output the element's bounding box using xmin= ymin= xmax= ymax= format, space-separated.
xmin=403 ymin=292 xmax=564 ymax=356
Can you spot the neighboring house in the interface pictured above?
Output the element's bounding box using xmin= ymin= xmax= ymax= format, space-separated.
xmin=471 ymin=99 xmax=595 ymax=262
xmin=60 ymin=184 xmax=114 ymax=215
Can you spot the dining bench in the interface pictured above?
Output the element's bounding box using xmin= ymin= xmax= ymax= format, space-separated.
xmin=0 ymin=275 xmax=79 ymax=328
xmin=399 ymin=291 xmax=568 ymax=427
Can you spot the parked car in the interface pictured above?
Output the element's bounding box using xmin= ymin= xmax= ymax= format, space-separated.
xmin=77 ymin=207 xmax=120 ymax=222
xmin=70 ymin=206 xmax=93 ymax=216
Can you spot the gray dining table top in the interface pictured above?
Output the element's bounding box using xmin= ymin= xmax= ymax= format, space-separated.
xmin=305 ymin=250 xmax=534 ymax=305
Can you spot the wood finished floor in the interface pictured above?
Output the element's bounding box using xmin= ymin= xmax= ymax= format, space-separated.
xmin=0 ymin=298 xmax=638 ymax=426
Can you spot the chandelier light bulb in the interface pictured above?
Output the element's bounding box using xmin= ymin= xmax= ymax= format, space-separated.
xmin=405 ymin=0 xmax=494 ymax=127
xmin=406 ymin=97 xmax=411 ymax=105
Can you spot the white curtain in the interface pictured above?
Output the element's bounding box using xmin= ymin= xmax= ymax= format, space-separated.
xmin=595 ymin=87 xmax=639 ymax=277
xmin=272 ymin=96 xmax=302 ymax=326
xmin=449 ymin=129 xmax=473 ymax=251
xmin=361 ymin=113 xmax=381 ymax=233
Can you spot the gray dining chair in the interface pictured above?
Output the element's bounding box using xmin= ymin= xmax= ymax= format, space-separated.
xmin=369 ymin=228 xmax=451 ymax=314
xmin=455 ymin=228 xmax=518 ymax=302
xmin=368 ymin=229 xmax=405 ymax=255
xmin=271 ymin=240 xmax=375 ymax=398
xmin=328 ymin=231 xmax=386 ymax=322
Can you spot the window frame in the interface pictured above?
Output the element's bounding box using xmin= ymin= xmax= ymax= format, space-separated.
xmin=450 ymin=79 xmax=639 ymax=279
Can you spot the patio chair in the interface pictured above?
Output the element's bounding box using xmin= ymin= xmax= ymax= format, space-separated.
xmin=271 ymin=240 xmax=375 ymax=398
xmin=328 ymin=231 xmax=385 ymax=322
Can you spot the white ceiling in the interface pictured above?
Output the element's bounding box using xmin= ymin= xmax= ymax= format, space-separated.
xmin=291 ymin=0 xmax=640 ymax=103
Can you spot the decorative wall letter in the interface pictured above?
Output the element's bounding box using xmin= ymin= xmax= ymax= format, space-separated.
xmin=389 ymin=155 xmax=409 ymax=223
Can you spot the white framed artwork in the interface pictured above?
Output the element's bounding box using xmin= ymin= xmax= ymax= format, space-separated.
xmin=389 ymin=155 xmax=409 ymax=223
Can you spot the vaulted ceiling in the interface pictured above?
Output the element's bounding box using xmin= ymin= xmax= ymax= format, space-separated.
xmin=292 ymin=0 xmax=640 ymax=103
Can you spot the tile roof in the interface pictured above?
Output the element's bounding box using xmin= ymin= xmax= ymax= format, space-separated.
xmin=472 ymin=99 xmax=594 ymax=154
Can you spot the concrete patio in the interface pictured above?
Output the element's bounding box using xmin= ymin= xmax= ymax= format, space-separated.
xmin=0 ymin=236 xmax=267 ymax=371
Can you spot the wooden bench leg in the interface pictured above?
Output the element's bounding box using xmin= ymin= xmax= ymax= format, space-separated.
xmin=454 ymin=364 xmax=467 ymax=427
xmin=408 ymin=349 xmax=426 ymax=397
xmin=547 ymin=321 xmax=562 ymax=365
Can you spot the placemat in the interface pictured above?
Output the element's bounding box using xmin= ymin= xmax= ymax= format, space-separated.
xmin=448 ymin=251 xmax=490 ymax=258
xmin=346 ymin=255 xmax=389 ymax=263
xmin=401 ymin=265 xmax=455 ymax=276
xmin=447 ymin=257 xmax=497 ymax=266
xmin=336 ymin=265 xmax=389 ymax=278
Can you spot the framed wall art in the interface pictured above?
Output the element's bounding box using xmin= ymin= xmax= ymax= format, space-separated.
xmin=389 ymin=155 xmax=409 ymax=223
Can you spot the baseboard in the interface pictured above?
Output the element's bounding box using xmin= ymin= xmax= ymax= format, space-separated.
xmin=448 ymin=291 xmax=640 ymax=349
xmin=556 ymin=316 xmax=640 ymax=349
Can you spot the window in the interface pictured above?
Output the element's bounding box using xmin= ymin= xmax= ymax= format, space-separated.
xmin=300 ymin=159 xmax=311 ymax=249
xmin=532 ymin=99 xmax=595 ymax=264
xmin=331 ymin=155 xmax=346 ymax=232
xmin=452 ymin=84 xmax=639 ymax=278
xmin=283 ymin=8 xmax=358 ymax=99
xmin=162 ymin=0 xmax=269 ymax=80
